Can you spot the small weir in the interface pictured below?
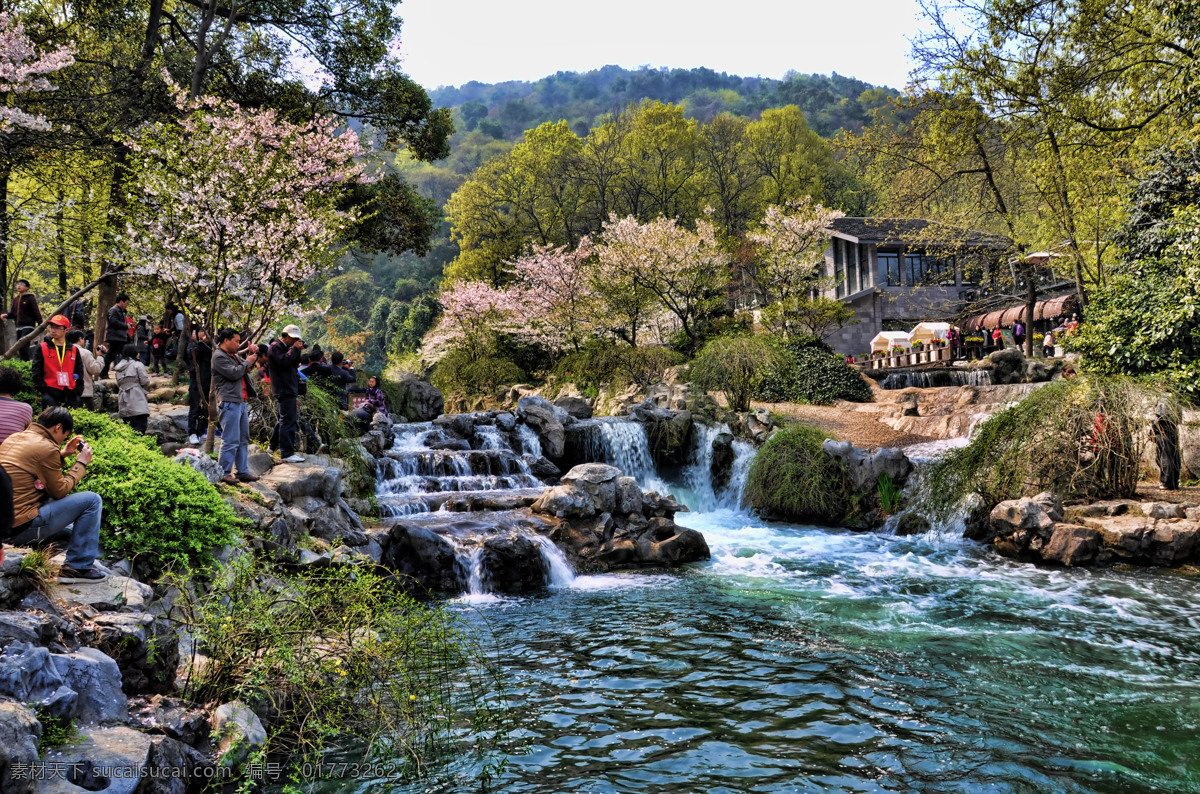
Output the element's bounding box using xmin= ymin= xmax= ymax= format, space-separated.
xmin=878 ymin=368 xmax=992 ymax=389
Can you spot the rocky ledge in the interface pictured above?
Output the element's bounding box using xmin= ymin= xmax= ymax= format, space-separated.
xmin=382 ymin=463 xmax=710 ymax=597
xmin=975 ymin=493 xmax=1200 ymax=567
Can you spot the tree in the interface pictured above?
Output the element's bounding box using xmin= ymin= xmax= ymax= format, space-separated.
xmin=509 ymin=242 xmax=597 ymax=352
xmin=596 ymin=213 xmax=729 ymax=351
xmin=423 ymin=281 xmax=526 ymax=362
xmin=326 ymin=270 xmax=376 ymax=325
xmin=119 ymin=88 xmax=368 ymax=341
xmin=690 ymin=335 xmax=785 ymax=412
xmin=746 ymin=200 xmax=844 ymax=302
xmin=760 ymin=295 xmax=858 ymax=341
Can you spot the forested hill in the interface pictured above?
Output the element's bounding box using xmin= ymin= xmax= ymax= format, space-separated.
xmin=427 ymin=66 xmax=899 ymax=140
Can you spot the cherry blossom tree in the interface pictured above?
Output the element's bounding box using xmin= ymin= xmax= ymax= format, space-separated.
xmin=119 ymin=86 xmax=368 ymax=341
xmin=0 ymin=12 xmax=74 ymax=134
xmin=422 ymin=280 xmax=527 ymax=362
xmin=596 ymin=212 xmax=730 ymax=349
xmin=510 ymin=240 xmax=597 ymax=352
xmin=747 ymin=198 xmax=844 ymax=302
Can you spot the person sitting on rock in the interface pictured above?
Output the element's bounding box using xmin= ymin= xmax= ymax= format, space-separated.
xmin=364 ymin=375 xmax=389 ymax=417
xmin=114 ymin=343 xmax=151 ymax=433
xmin=0 ymin=406 xmax=106 ymax=582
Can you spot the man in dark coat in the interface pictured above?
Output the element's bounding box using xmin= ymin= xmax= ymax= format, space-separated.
xmin=99 ymin=294 xmax=130 ymax=379
xmin=267 ymin=324 xmax=305 ymax=463
xmin=186 ymin=329 xmax=213 ymax=444
xmin=1151 ymin=399 xmax=1181 ymax=491
xmin=1 ymin=280 xmax=43 ymax=361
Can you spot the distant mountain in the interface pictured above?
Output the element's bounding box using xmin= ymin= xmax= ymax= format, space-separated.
xmin=429 ymin=65 xmax=899 ymax=141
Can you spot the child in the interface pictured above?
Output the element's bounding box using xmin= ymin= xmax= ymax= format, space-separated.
xmin=150 ymin=324 xmax=169 ymax=374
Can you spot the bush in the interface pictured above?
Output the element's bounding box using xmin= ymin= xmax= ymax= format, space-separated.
xmin=924 ymin=375 xmax=1158 ymax=519
xmin=431 ymin=349 xmax=526 ymax=396
xmin=5 ymin=358 xmax=38 ymax=408
xmin=690 ymin=335 xmax=786 ymax=412
xmin=69 ymin=411 xmax=243 ymax=571
xmin=755 ymin=338 xmax=871 ymax=405
xmin=171 ymin=557 xmax=509 ymax=782
xmin=744 ymin=423 xmax=850 ymax=524
xmin=553 ymin=339 xmax=685 ymax=391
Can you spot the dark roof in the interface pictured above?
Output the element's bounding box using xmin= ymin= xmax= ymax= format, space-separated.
xmin=830 ymin=217 xmax=1011 ymax=248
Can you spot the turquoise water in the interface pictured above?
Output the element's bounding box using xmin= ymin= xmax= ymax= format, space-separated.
xmin=450 ymin=510 xmax=1200 ymax=793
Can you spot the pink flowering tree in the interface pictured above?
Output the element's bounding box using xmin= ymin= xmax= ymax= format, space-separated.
xmin=747 ymin=198 xmax=844 ymax=302
xmin=510 ymin=240 xmax=597 ymax=352
xmin=596 ymin=212 xmax=730 ymax=349
xmin=0 ymin=12 xmax=74 ymax=134
xmin=120 ymin=86 xmax=368 ymax=341
xmin=423 ymin=280 xmax=527 ymax=362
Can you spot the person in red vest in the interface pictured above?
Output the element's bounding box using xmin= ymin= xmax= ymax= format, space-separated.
xmin=31 ymin=315 xmax=84 ymax=407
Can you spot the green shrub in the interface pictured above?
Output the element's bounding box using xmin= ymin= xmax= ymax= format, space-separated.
xmin=690 ymin=335 xmax=786 ymax=412
xmin=69 ymin=410 xmax=243 ymax=571
xmin=744 ymin=423 xmax=850 ymax=524
xmin=4 ymin=358 xmax=38 ymax=408
xmin=924 ymin=375 xmax=1157 ymax=520
xmin=431 ymin=349 xmax=526 ymax=396
xmin=171 ymin=557 xmax=510 ymax=782
xmin=553 ymin=339 xmax=685 ymax=391
xmin=755 ymin=339 xmax=871 ymax=405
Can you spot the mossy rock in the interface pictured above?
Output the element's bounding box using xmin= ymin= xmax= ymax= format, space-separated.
xmin=745 ymin=424 xmax=851 ymax=525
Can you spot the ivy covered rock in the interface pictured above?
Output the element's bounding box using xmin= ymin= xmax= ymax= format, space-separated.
xmin=745 ymin=424 xmax=851 ymax=525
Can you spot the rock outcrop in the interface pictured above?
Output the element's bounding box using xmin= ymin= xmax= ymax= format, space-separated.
xmin=395 ymin=374 xmax=444 ymax=422
xmin=984 ymin=494 xmax=1200 ymax=567
xmin=821 ymin=440 xmax=913 ymax=492
xmin=517 ymin=395 xmax=571 ymax=458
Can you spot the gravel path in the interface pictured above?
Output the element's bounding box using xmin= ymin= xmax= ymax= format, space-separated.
xmin=752 ymin=400 xmax=934 ymax=449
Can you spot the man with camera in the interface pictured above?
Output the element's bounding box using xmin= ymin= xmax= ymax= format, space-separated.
xmin=267 ymin=324 xmax=306 ymax=464
xmin=211 ymin=328 xmax=259 ymax=485
xmin=0 ymin=406 xmax=106 ymax=582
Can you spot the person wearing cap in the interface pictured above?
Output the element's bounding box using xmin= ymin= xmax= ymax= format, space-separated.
xmin=31 ymin=315 xmax=84 ymax=407
xmin=268 ymin=324 xmax=306 ymax=463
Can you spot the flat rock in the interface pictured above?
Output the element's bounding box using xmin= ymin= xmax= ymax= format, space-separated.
xmin=38 ymin=726 xmax=153 ymax=794
xmin=50 ymin=575 xmax=153 ymax=612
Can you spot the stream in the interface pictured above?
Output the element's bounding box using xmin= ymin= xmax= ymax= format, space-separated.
xmin=375 ymin=416 xmax=1200 ymax=793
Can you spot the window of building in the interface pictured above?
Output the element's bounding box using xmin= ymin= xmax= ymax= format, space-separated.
xmin=858 ymin=243 xmax=871 ymax=290
xmin=844 ymin=240 xmax=858 ymax=294
xmin=905 ymin=252 xmax=957 ymax=286
xmin=879 ymin=250 xmax=901 ymax=287
xmin=833 ymin=239 xmax=845 ymax=298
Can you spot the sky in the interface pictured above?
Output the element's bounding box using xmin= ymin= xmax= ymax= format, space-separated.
xmin=396 ymin=0 xmax=925 ymax=92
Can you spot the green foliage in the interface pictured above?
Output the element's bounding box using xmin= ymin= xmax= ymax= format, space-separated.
xmin=760 ymin=295 xmax=858 ymax=340
xmin=924 ymin=376 xmax=1158 ymax=519
xmin=170 ymin=557 xmax=510 ymax=781
xmin=553 ymin=339 xmax=685 ymax=391
xmin=755 ymin=338 xmax=871 ymax=405
xmin=326 ymin=271 xmax=377 ymax=324
xmin=430 ymin=350 xmax=525 ymax=397
xmin=878 ymin=473 xmax=901 ymax=514
xmin=18 ymin=548 xmax=56 ymax=589
xmin=1070 ymin=143 xmax=1200 ymax=396
xmin=3 ymin=359 xmax=38 ymax=408
xmin=68 ymin=411 xmax=242 ymax=572
xmin=690 ymin=335 xmax=786 ymax=412
xmin=34 ymin=708 xmax=76 ymax=751
xmin=745 ymin=423 xmax=851 ymax=524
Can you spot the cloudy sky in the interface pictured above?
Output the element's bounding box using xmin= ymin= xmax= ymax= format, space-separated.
xmin=396 ymin=0 xmax=924 ymax=91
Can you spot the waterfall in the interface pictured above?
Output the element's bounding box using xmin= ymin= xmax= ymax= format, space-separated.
xmin=677 ymin=423 xmax=756 ymax=512
xmin=575 ymin=419 xmax=666 ymax=491
xmin=475 ymin=425 xmax=505 ymax=450
xmin=516 ymin=424 xmax=543 ymax=458
xmin=879 ymin=369 xmax=992 ymax=389
xmin=530 ymin=535 xmax=576 ymax=587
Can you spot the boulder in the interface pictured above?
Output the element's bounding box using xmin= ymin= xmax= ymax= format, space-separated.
xmin=128 ymin=695 xmax=210 ymax=746
xmin=710 ymin=432 xmax=736 ymax=492
xmin=50 ymin=574 xmax=153 ymax=613
xmin=554 ymin=396 xmax=593 ymax=420
xmin=651 ymin=527 xmax=710 ymax=565
xmin=396 ymin=375 xmax=444 ymax=422
xmin=629 ymin=401 xmax=693 ymax=465
xmin=530 ymin=484 xmax=594 ymax=518
xmin=140 ymin=735 xmax=215 ymax=794
xmin=0 ymin=701 xmax=39 ymax=793
xmin=90 ymin=612 xmax=179 ymax=696
xmin=982 ymin=347 xmax=1027 ymax=385
xmin=212 ymin=701 xmax=267 ymax=766
xmin=0 ymin=642 xmax=78 ymax=719
xmin=172 ymin=451 xmax=223 ymax=484
xmin=258 ymin=463 xmax=343 ymax=504
xmin=381 ymin=524 xmax=467 ymax=595
xmin=615 ymin=476 xmax=643 ymax=516
xmin=1041 ymin=523 xmax=1101 ymax=566
xmin=821 ymin=440 xmax=913 ymax=493
xmin=561 ymin=463 xmax=622 ymax=514
xmin=0 ymin=610 xmax=55 ymax=648
xmin=528 ymin=456 xmax=561 ymax=480
xmin=0 ymin=551 xmax=34 ymax=608
xmin=517 ymin=397 xmax=567 ymax=459
xmin=50 ymin=647 xmax=128 ymax=723
xmin=478 ymin=535 xmax=549 ymax=594
xmin=495 ymin=411 xmax=517 ymax=431
xmin=38 ymin=726 xmax=152 ymax=794
xmin=985 ymin=494 xmax=1062 ymax=544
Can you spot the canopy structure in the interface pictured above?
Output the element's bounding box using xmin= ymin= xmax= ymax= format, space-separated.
xmin=871 ymin=331 xmax=911 ymax=353
xmin=962 ymin=294 xmax=1079 ymax=332
xmin=910 ymin=322 xmax=951 ymax=344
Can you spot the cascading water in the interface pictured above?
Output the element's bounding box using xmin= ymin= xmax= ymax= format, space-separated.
xmin=571 ymin=418 xmax=670 ymax=493
xmin=879 ymin=369 xmax=993 ymax=389
xmin=676 ymin=422 xmax=756 ymax=513
xmin=516 ymin=424 xmax=543 ymax=457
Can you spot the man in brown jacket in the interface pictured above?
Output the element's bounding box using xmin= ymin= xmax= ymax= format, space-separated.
xmin=0 ymin=406 xmax=106 ymax=582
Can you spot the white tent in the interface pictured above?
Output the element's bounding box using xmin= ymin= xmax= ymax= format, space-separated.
xmin=870 ymin=331 xmax=911 ymax=353
xmin=910 ymin=322 xmax=951 ymax=345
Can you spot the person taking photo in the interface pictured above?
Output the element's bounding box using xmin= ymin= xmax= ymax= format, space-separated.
xmin=267 ymin=324 xmax=306 ymax=464
xmin=211 ymin=328 xmax=260 ymax=485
